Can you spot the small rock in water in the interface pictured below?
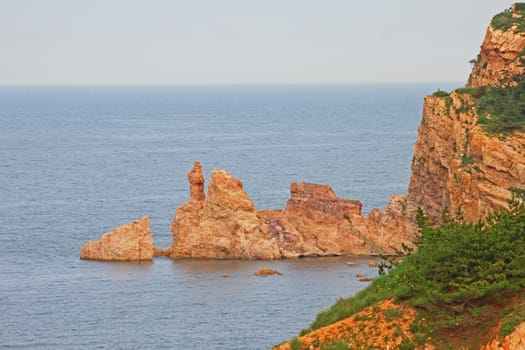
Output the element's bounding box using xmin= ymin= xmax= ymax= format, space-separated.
xmin=347 ymin=261 xmax=359 ymax=267
xmin=358 ymin=277 xmax=373 ymax=282
xmin=356 ymin=273 xmax=364 ymax=278
xmin=254 ymin=268 xmax=283 ymax=277
xmin=368 ymin=260 xmax=378 ymax=267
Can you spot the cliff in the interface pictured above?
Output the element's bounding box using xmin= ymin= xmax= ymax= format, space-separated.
xmin=406 ymin=3 xmax=525 ymax=225
xmin=468 ymin=3 xmax=525 ymax=87
xmin=276 ymin=4 xmax=525 ymax=349
xmin=406 ymin=91 xmax=525 ymax=224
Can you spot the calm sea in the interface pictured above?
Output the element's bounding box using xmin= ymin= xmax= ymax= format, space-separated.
xmin=0 ymin=84 xmax=457 ymax=349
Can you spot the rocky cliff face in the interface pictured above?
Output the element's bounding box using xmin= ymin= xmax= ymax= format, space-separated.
xmin=80 ymin=216 xmax=155 ymax=261
xmin=468 ymin=4 xmax=525 ymax=87
xmin=406 ymin=92 xmax=525 ymax=224
xmin=406 ymin=4 xmax=525 ymax=225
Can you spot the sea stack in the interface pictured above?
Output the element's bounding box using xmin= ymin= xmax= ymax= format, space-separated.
xmin=80 ymin=216 xmax=155 ymax=261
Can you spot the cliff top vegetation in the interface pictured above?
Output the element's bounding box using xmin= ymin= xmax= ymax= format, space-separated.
xmin=491 ymin=3 xmax=525 ymax=32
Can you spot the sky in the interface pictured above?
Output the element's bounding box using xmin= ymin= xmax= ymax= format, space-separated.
xmin=0 ymin=0 xmax=516 ymax=85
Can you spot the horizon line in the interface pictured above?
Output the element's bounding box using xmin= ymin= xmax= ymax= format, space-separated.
xmin=0 ymin=81 xmax=464 ymax=88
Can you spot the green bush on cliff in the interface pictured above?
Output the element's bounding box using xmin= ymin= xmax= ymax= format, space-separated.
xmin=491 ymin=8 xmax=515 ymax=31
xmin=407 ymin=203 xmax=525 ymax=311
xmin=475 ymin=80 xmax=525 ymax=134
xmin=432 ymin=90 xmax=449 ymax=97
xmin=305 ymin=198 xmax=525 ymax=334
xmin=491 ymin=6 xmax=525 ymax=31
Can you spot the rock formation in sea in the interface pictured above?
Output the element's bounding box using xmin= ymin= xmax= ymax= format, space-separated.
xmin=170 ymin=162 xmax=280 ymax=259
xmin=82 ymin=4 xmax=525 ymax=263
xmin=168 ymin=162 xmax=414 ymax=259
xmin=80 ymin=216 xmax=155 ymax=261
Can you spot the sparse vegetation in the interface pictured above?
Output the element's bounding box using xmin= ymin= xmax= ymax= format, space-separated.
xmin=491 ymin=8 xmax=515 ymax=31
xmin=432 ymin=90 xmax=449 ymax=97
xmin=499 ymin=303 xmax=525 ymax=336
xmin=384 ymin=307 xmax=404 ymax=322
xmin=460 ymin=153 xmax=475 ymax=168
xmin=320 ymin=341 xmax=351 ymax=350
xmin=491 ymin=5 xmax=525 ymax=31
xmin=475 ymin=80 xmax=525 ymax=134
xmin=290 ymin=337 xmax=301 ymax=350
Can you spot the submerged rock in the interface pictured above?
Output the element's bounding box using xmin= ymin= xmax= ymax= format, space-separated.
xmin=254 ymin=268 xmax=283 ymax=277
xmin=80 ymin=216 xmax=154 ymax=261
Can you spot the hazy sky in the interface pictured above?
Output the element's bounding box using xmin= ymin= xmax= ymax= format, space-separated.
xmin=0 ymin=0 xmax=515 ymax=85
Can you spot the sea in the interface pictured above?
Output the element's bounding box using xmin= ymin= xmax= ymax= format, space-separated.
xmin=0 ymin=83 xmax=457 ymax=349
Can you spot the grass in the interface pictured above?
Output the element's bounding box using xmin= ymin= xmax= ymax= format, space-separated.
xmin=320 ymin=341 xmax=351 ymax=350
xmin=384 ymin=307 xmax=404 ymax=322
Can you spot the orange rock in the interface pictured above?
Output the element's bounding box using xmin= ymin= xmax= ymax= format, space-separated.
xmin=407 ymin=91 xmax=525 ymax=225
xmin=254 ymin=268 xmax=283 ymax=277
xmin=270 ymin=182 xmax=371 ymax=257
xmin=468 ymin=5 xmax=525 ymax=87
xmin=170 ymin=164 xmax=401 ymax=259
xmin=273 ymin=300 xmax=417 ymax=350
xmin=188 ymin=161 xmax=205 ymax=202
xmin=80 ymin=216 xmax=154 ymax=261
xmin=170 ymin=168 xmax=280 ymax=259
xmin=481 ymin=322 xmax=525 ymax=350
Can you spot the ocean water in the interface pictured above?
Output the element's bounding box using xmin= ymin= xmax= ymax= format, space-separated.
xmin=0 ymin=84 xmax=456 ymax=349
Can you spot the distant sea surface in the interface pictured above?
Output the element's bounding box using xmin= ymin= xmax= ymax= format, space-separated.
xmin=0 ymin=83 xmax=457 ymax=349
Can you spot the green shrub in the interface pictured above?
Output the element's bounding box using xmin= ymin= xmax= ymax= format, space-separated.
xmin=461 ymin=154 xmax=475 ymax=168
xmin=470 ymin=80 xmax=525 ymax=135
xmin=290 ymin=337 xmax=301 ymax=350
xmin=432 ymin=90 xmax=449 ymax=97
xmin=500 ymin=316 xmax=522 ymax=336
xmin=490 ymin=5 xmax=525 ymax=32
xmin=511 ymin=187 xmax=525 ymax=201
xmin=491 ymin=9 xmax=514 ymax=31
xmin=398 ymin=338 xmax=416 ymax=350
